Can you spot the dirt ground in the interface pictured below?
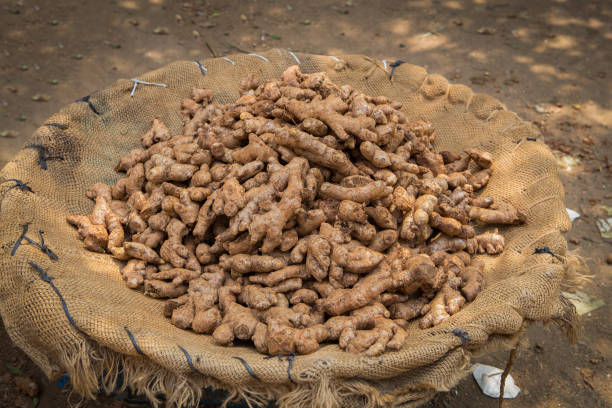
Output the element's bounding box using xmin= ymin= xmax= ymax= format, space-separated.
xmin=0 ymin=0 xmax=610 ymax=407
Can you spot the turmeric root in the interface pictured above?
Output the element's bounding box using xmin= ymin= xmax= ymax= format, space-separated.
xmin=319 ymin=180 xmax=392 ymax=203
xmin=66 ymin=215 xmax=108 ymax=253
xmin=469 ymin=202 xmax=526 ymax=225
xmin=420 ymin=284 xmax=465 ymax=328
xmin=212 ymin=302 xmax=260 ymax=345
xmin=474 ymin=230 xmax=505 ymax=254
xmin=340 ymin=317 xmax=407 ymax=355
xmin=67 ymin=65 xmax=513 ymax=356
xmin=461 ymin=261 xmax=484 ymax=301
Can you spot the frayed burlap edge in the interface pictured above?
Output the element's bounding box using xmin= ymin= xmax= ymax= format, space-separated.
xmin=7 ymin=253 xmax=585 ymax=408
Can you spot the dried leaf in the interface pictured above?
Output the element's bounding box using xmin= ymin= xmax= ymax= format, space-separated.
xmin=5 ymin=363 xmax=23 ymax=375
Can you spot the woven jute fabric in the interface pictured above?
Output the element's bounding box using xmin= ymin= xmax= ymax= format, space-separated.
xmin=0 ymin=49 xmax=584 ymax=407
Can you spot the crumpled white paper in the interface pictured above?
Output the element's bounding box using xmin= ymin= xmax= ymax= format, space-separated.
xmin=566 ymin=208 xmax=580 ymax=222
xmin=472 ymin=363 xmax=520 ymax=399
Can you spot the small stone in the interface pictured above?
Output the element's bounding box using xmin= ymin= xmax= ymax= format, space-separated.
xmin=128 ymin=18 xmax=139 ymax=26
xmin=192 ymin=30 xmax=200 ymax=39
xmin=153 ymin=27 xmax=169 ymax=35
xmin=15 ymin=376 xmax=38 ymax=397
xmin=569 ymin=237 xmax=579 ymax=244
xmin=49 ymin=79 xmax=59 ymax=85
xmin=72 ymin=54 xmax=84 ymax=60
xmin=589 ymin=357 xmax=602 ymax=364
xmin=31 ymin=94 xmax=51 ymax=102
xmin=6 ymin=86 xmax=18 ymax=93
xmin=19 ymin=65 xmax=29 ymax=71
xmin=606 ymin=254 xmax=612 ymax=265
xmin=398 ymin=43 xmax=406 ymax=48
xmin=0 ymin=130 xmax=19 ymax=138
xmin=104 ymin=40 xmax=121 ymax=49
xmin=49 ymin=19 xmax=59 ymax=25
xmin=17 ymin=114 xmax=27 ymax=121
xmin=477 ymin=27 xmax=496 ymax=35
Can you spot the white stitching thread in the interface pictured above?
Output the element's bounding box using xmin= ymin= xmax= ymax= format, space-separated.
xmin=130 ymin=79 xmax=168 ymax=97
xmin=288 ymin=50 xmax=300 ymax=64
xmin=221 ymin=57 xmax=236 ymax=66
xmin=248 ymin=53 xmax=269 ymax=62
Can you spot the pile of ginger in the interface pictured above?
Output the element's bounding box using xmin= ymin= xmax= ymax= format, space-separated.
xmin=67 ymin=65 xmax=525 ymax=356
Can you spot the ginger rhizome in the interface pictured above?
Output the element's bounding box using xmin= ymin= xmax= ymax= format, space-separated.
xmin=67 ymin=65 xmax=524 ymax=356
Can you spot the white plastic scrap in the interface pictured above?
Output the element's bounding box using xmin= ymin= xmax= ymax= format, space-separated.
xmin=472 ymin=363 xmax=520 ymax=399
xmin=566 ymin=208 xmax=580 ymax=222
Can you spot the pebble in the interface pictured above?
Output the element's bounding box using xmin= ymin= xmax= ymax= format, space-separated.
xmin=569 ymin=237 xmax=580 ymax=244
xmin=31 ymin=94 xmax=51 ymax=102
xmin=0 ymin=130 xmax=19 ymax=138
xmin=153 ymin=27 xmax=169 ymax=35
xmin=606 ymin=254 xmax=612 ymax=265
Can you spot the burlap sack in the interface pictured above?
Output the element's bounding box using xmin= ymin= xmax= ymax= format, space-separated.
xmin=0 ymin=49 xmax=585 ymax=407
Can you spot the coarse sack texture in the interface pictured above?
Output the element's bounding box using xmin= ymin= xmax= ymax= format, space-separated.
xmin=0 ymin=49 xmax=587 ymax=407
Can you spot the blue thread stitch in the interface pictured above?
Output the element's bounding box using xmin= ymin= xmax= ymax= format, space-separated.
xmin=24 ymin=144 xmax=64 ymax=170
xmin=124 ymin=327 xmax=145 ymax=355
xmin=76 ymin=95 xmax=100 ymax=115
xmin=193 ymin=61 xmax=208 ymax=75
xmin=5 ymin=179 xmax=33 ymax=193
xmin=389 ymin=60 xmax=405 ymax=80
xmin=178 ymin=345 xmax=196 ymax=371
xmin=28 ymin=261 xmax=80 ymax=332
xmin=44 ymin=123 xmax=68 ymax=130
xmin=232 ymin=356 xmax=260 ymax=380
